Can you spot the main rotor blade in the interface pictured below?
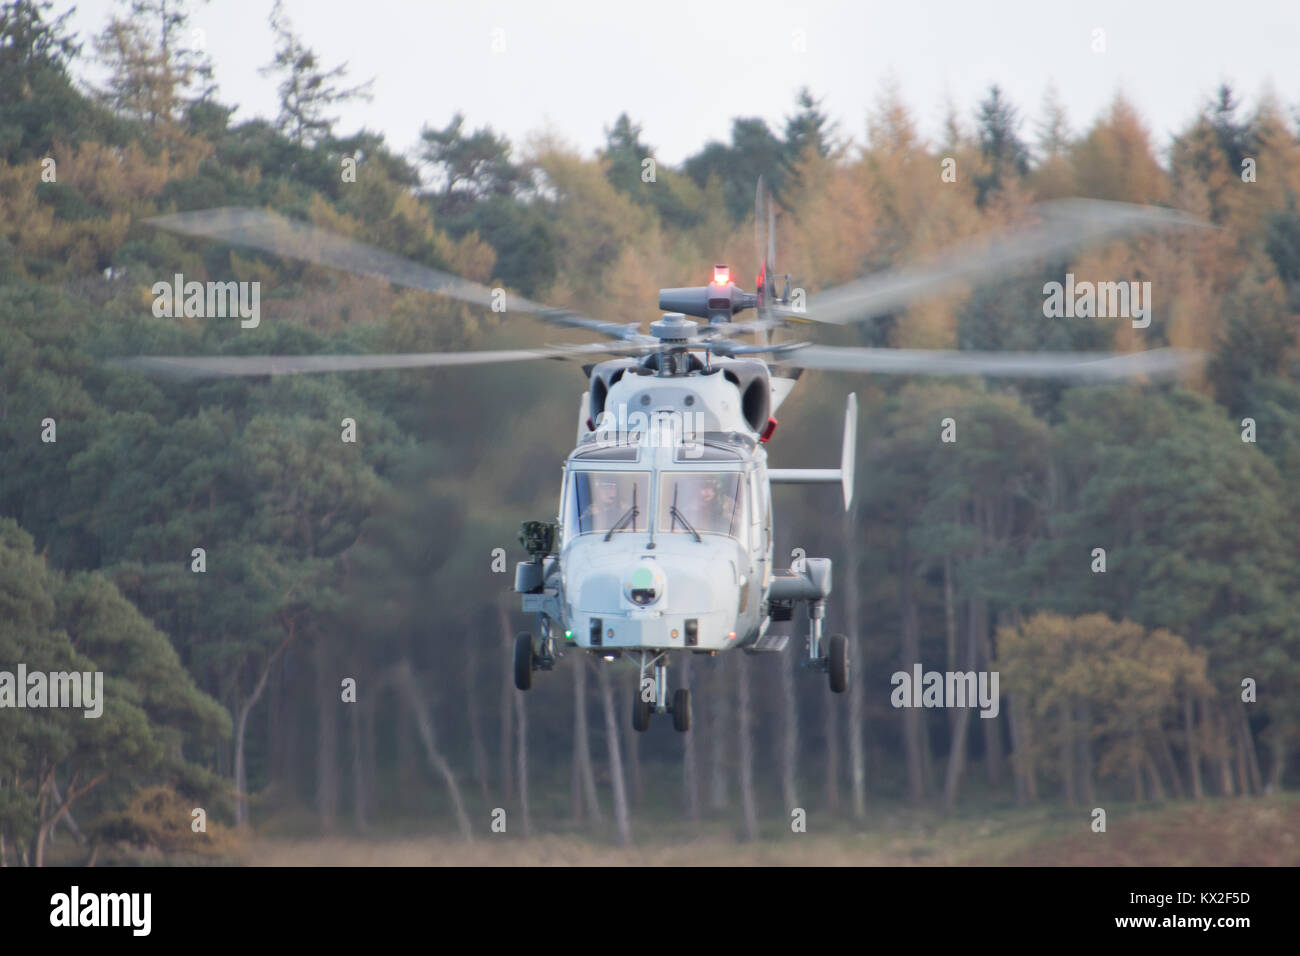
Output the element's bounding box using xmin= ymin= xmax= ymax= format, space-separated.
xmin=776 ymin=345 xmax=1206 ymax=381
xmin=145 ymin=207 xmax=636 ymax=339
xmin=113 ymin=341 xmax=644 ymax=379
xmin=776 ymin=199 xmax=1210 ymax=327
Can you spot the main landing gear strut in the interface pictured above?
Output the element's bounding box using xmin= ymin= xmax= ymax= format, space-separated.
xmin=803 ymin=597 xmax=849 ymax=693
xmin=513 ymin=619 xmax=558 ymax=692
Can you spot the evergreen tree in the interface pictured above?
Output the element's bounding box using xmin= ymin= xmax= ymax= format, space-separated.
xmin=260 ymin=0 xmax=372 ymax=147
xmin=781 ymin=86 xmax=835 ymax=189
xmin=973 ymin=84 xmax=1029 ymax=206
xmin=683 ymin=116 xmax=785 ymax=219
xmin=418 ymin=112 xmax=526 ymax=218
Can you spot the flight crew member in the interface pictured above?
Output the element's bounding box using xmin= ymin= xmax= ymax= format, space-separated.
xmin=581 ymin=474 xmax=628 ymax=532
xmin=687 ymin=476 xmax=735 ymax=534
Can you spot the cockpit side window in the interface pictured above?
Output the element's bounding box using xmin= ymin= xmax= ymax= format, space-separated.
xmin=564 ymin=471 xmax=650 ymax=538
xmin=658 ymin=472 xmax=747 ymax=540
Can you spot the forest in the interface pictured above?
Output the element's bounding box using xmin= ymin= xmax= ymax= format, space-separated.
xmin=0 ymin=0 xmax=1298 ymax=864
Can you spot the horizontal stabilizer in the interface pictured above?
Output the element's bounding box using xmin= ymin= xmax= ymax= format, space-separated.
xmin=767 ymin=393 xmax=857 ymax=510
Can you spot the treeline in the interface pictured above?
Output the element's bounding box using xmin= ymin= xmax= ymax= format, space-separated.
xmin=0 ymin=0 xmax=1297 ymax=859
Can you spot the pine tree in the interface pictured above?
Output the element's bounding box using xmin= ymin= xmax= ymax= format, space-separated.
xmin=781 ymin=86 xmax=836 ymax=190
xmin=973 ymin=84 xmax=1029 ymax=206
xmin=260 ymin=0 xmax=372 ymax=147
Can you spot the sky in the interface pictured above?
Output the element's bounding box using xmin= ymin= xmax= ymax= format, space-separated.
xmin=61 ymin=0 xmax=1300 ymax=166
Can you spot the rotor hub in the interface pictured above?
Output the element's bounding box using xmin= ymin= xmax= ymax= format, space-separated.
xmin=650 ymin=312 xmax=698 ymax=343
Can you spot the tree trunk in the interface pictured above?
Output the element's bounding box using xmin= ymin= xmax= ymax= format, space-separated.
xmin=1232 ymin=708 xmax=1250 ymax=796
xmin=1144 ymin=752 xmax=1166 ymax=801
xmin=943 ymin=595 xmax=977 ymax=813
xmin=514 ymin=681 xmax=532 ymax=837
xmin=596 ymin=663 xmax=633 ymax=846
xmin=233 ymin=628 xmax=294 ymax=826
xmin=1060 ymin=701 xmax=1076 ymax=806
xmin=625 ymin=679 xmax=643 ymax=808
xmin=362 ymin=694 xmax=378 ymax=822
xmin=1213 ymin=700 xmax=1235 ymax=796
xmin=1183 ymin=693 xmax=1203 ymax=799
xmin=682 ymin=654 xmax=700 ymax=820
xmin=500 ymin=630 xmax=514 ymax=804
xmin=1267 ymin=733 xmax=1285 ymax=793
xmin=1130 ymin=718 xmax=1144 ymax=802
xmin=573 ymin=654 xmax=602 ymax=823
xmin=315 ymin=639 xmax=340 ymax=831
xmin=1154 ymin=726 xmax=1186 ymax=800
xmin=466 ymin=632 xmax=491 ymax=803
xmin=943 ymin=555 xmax=958 ymax=673
xmin=1007 ymin=692 xmax=1037 ymax=805
xmin=1077 ymin=702 xmax=1096 ymax=807
xmin=737 ymin=654 xmax=760 ymax=840
xmin=899 ymin=531 xmax=925 ymax=803
xmin=1236 ymin=700 xmax=1263 ymax=795
xmin=709 ymin=654 xmax=730 ymax=811
xmin=974 ymin=595 xmax=1001 ymax=788
xmin=350 ymin=697 xmax=368 ymax=830
xmin=397 ymin=661 xmax=473 ymax=840
xmin=824 ymin=675 xmax=841 ymax=813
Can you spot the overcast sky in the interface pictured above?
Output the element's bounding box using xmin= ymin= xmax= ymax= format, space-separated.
xmin=61 ymin=0 xmax=1300 ymax=165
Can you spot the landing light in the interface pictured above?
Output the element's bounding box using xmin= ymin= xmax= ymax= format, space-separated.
xmin=713 ymin=264 xmax=730 ymax=285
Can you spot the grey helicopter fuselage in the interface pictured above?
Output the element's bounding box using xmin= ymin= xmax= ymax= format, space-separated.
xmin=563 ymin=355 xmax=778 ymax=654
xmin=521 ymin=350 xmax=784 ymax=655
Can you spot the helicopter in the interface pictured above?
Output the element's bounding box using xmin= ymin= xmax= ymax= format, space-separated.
xmin=126 ymin=180 xmax=1208 ymax=732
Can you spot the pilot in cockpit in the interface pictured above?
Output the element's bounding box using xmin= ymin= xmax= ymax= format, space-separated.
xmin=582 ymin=474 xmax=627 ymax=532
xmin=686 ymin=476 xmax=734 ymax=534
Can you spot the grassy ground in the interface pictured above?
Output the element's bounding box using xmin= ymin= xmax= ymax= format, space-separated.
xmin=238 ymin=793 xmax=1300 ymax=866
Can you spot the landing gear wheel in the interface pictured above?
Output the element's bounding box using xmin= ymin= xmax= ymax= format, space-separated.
xmin=632 ymin=691 xmax=652 ymax=732
xmin=514 ymin=633 xmax=534 ymax=691
xmin=828 ymin=633 xmax=849 ymax=693
xmin=672 ymin=688 xmax=691 ymax=732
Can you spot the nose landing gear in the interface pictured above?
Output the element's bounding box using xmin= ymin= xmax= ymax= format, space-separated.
xmin=630 ymin=652 xmax=691 ymax=733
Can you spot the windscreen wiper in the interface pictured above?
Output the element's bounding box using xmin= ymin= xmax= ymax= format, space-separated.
xmin=604 ymin=484 xmax=639 ymax=541
xmin=669 ymin=485 xmax=702 ymax=542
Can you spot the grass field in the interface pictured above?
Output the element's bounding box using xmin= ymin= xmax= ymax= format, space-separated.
xmin=238 ymin=793 xmax=1300 ymax=866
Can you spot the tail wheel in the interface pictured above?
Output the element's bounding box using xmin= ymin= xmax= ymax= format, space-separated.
xmin=632 ymin=690 xmax=652 ymax=732
xmin=514 ymin=633 xmax=534 ymax=691
xmin=672 ymin=688 xmax=691 ymax=733
xmin=828 ymin=634 xmax=849 ymax=693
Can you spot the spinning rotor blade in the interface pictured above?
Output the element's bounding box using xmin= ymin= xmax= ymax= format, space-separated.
xmin=775 ymin=344 xmax=1205 ymax=381
xmin=773 ymin=199 xmax=1210 ymax=327
xmin=145 ymin=207 xmax=636 ymax=340
xmin=114 ymin=341 xmax=645 ymax=380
